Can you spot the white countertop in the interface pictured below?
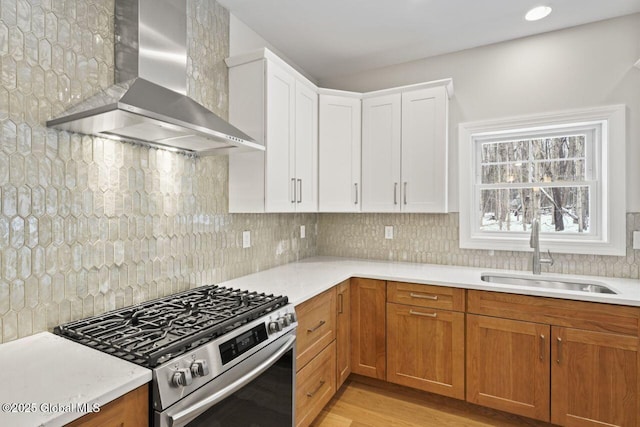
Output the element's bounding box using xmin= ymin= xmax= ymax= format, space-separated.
xmin=0 ymin=332 xmax=151 ymax=427
xmin=1 ymin=256 xmax=638 ymax=427
xmin=219 ymin=256 xmax=640 ymax=307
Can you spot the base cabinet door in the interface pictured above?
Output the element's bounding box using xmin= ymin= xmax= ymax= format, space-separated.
xmin=295 ymin=341 xmax=337 ymax=427
xmin=351 ymin=278 xmax=386 ymax=379
xmin=466 ymin=314 xmax=550 ymax=422
xmin=336 ymin=279 xmax=351 ymax=388
xmin=551 ymin=327 xmax=639 ymax=427
xmin=387 ymin=303 xmax=465 ymax=399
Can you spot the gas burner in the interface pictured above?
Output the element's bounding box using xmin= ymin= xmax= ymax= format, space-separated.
xmin=54 ymin=285 xmax=288 ymax=367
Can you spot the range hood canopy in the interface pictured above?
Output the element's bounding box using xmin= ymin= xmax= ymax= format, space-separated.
xmin=46 ymin=0 xmax=263 ymax=156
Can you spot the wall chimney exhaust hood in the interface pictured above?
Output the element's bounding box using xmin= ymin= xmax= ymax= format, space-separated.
xmin=46 ymin=0 xmax=263 ymax=156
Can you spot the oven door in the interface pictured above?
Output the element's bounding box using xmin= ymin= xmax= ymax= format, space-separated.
xmin=155 ymin=331 xmax=296 ymax=427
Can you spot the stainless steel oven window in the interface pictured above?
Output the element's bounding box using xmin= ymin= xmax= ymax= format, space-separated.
xmin=156 ymin=332 xmax=296 ymax=427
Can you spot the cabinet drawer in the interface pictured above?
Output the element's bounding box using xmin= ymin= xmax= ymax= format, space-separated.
xmin=387 ymin=281 xmax=465 ymax=311
xmin=66 ymin=384 xmax=148 ymax=427
xmin=295 ymin=288 xmax=337 ymax=370
xmin=468 ymin=290 xmax=640 ymax=336
xmin=295 ymin=341 xmax=336 ymax=427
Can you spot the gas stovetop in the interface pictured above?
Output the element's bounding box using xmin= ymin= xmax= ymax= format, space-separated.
xmin=54 ymin=285 xmax=289 ymax=368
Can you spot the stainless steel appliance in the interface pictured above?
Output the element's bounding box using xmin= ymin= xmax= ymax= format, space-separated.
xmin=55 ymin=285 xmax=297 ymax=427
xmin=46 ymin=0 xmax=263 ymax=155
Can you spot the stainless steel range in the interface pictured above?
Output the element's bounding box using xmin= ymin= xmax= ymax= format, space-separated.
xmin=54 ymin=285 xmax=297 ymax=427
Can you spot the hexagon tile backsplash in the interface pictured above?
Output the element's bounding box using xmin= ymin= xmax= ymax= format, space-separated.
xmin=2 ymin=0 xmax=639 ymax=344
xmin=0 ymin=0 xmax=318 ymax=343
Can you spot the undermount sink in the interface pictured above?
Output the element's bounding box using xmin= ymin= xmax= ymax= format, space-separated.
xmin=480 ymin=273 xmax=617 ymax=294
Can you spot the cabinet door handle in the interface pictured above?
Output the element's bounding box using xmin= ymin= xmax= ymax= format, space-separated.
xmin=338 ymin=293 xmax=344 ymax=314
xmin=297 ymin=179 xmax=302 ymax=203
xmin=291 ymin=178 xmax=296 ymax=203
xmin=409 ymin=310 xmax=437 ymax=318
xmin=409 ymin=292 xmax=438 ymax=301
xmin=556 ymin=337 xmax=562 ymax=364
xmin=306 ymin=380 xmax=326 ymax=398
xmin=394 ymin=182 xmax=398 ymax=205
xmin=404 ymin=182 xmax=408 ymax=205
xmin=539 ymin=334 xmax=545 ymax=360
xmin=307 ymin=320 xmax=326 ymax=333
xmin=354 ymin=183 xmax=358 ymax=205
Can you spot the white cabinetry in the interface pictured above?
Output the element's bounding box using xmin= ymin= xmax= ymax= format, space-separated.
xmin=362 ymin=94 xmax=402 ymax=212
xmin=361 ymin=81 xmax=452 ymax=213
xmin=226 ymin=49 xmax=318 ymax=213
xmin=318 ymin=90 xmax=362 ymax=212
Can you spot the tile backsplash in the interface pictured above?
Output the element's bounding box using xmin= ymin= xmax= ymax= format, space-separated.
xmin=318 ymin=213 xmax=640 ymax=279
xmin=1 ymin=0 xmax=639 ymax=345
xmin=0 ymin=0 xmax=317 ymax=343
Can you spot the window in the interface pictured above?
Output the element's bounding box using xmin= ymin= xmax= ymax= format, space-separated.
xmin=459 ymin=105 xmax=626 ymax=255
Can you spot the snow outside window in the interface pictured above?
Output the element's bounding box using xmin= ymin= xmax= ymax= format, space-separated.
xmin=458 ymin=105 xmax=626 ymax=256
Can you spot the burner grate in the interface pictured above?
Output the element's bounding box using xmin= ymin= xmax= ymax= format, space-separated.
xmin=54 ymin=285 xmax=288 ymax=367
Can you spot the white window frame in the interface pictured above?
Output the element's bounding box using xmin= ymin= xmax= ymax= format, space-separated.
xmin=459 ymin=105 xmax=626 ymax=256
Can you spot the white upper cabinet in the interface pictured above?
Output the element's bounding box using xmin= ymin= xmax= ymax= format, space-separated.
xmin=294 ymin=81 xmax=319 ymax=212
xmin=362 ymin=93 xmax=402 ymax=212
xmin=319 ymin=90 xmax=362 ymax=212
xmin=226 ymin=49 xmax=318 ymax=213
xmin=401 ymin=86 xmax=448 ymax=212
xmin=361 ymin=81 xmax=452 ymax=213
xmin=227 ymin=48 xmax=452 ymax=214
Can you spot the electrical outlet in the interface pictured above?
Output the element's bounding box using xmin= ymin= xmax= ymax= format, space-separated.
xmin=242 ymin=230 xmax=251 ymax=248
xmin=384 ymin=226 xmax=394 ymax=239
xmin=634 ymin=231 xmax=640 ymax=249
xmin=300 ymin=225 xmax=306 ymax=239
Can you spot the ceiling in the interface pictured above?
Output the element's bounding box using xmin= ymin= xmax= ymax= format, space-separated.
xmin=218 ymin=0 xmax=640 ymax=80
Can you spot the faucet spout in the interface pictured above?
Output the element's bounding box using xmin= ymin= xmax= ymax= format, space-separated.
xmin=530 ymin=218 xmax=553 ymax=274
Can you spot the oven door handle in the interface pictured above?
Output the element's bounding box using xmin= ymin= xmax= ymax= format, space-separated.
xmin=168 ymin=334 xmax=296 ymax=427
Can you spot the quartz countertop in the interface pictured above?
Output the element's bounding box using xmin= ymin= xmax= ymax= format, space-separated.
xmin=1 ymin=256 xmax=638 ymax=427
xmin=219 ymin=256 xmax=640 ymax=307
xmin=0 ymin=332 xmax=151 ymax=427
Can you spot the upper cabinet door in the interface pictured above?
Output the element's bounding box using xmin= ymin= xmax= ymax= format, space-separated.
xmin=265 ymin=61 xmax=296 ymax=212
xmin=362 ymin=93 xmax=402 ymax=212
xmin=295 ymin=82 xmax=319 ymax=212
xmin=319 ymin=93 xmax=362 ymax=212
xmin=401 ymin=87 xmax=448 ymax=213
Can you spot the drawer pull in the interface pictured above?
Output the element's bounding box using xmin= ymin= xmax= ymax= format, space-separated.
xmin=409 ymin=310 xmax=437 ymax=318
xmin=338 ymin=294 xmax=344 ymax=314
xmin=539 ymin=334 xmax=545 ymax=360
xmin=409 ymin=293 xmax=438 ymax=301
xmin=556 ymin=337 xmax=562 ymax=364
xmin=306 ymin=380 xmax=326 ymax=398
xmin=307 ymin=320 xmax=326 ymax=333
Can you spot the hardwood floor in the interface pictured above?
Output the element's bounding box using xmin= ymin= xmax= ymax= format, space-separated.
xmin=311 ymin=375 xmax=555 ymax=427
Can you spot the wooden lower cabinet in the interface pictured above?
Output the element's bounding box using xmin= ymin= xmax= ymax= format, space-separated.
xmin=467 ymin=291 xmax=640 ymax=426
xmin=350 ymin=278 xmax=386 ymax=379
xmin=65 ymin=384 xmax=148 ymax=427
xmin=336 ymin=279 xmax=351 ymax=389
xmin=296 ymin=287 xmax=336 ymax=369
xmin=466 ymin=314 xmax=551 ymax=422
xmin=387 ymin=303 xmax=465 ymax=399
xmin=296 ymin=341 xmax=336 ymax=427
xmin=551 ymin=327 xmax=639 ymax=427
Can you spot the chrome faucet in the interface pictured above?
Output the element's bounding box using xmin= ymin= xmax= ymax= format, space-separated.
xmin=530 ymin=218 xmax=554 ymax=274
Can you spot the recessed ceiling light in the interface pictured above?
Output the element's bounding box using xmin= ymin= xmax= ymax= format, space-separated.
xmin=525 ymin=6 xmax=552 ymax=21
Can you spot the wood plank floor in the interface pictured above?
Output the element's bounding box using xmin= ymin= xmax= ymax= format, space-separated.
xmin=311 ymin=375 xmax=555 ymax=427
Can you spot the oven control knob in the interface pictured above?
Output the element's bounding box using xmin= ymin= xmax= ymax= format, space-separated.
xmin=268 ymin=321 xmax=282 ymax=333
xmin=284 ymin=312 xmax=297 ymax=324
xmin=171 ymin=368 xmax=193 ymax=387
xmin=191 ymin=359 xmax=210 ymax=378
xmin=281 ymin=315 xmax=291 ymax=327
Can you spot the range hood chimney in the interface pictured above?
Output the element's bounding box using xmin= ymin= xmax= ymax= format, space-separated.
xmin=46 ymin=0 xmax=263 ymax=155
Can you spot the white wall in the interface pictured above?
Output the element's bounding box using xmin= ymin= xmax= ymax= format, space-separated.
xmin=229 ymin=14 xmax=318 ymax=83
xmin=319 ymin=14 xmax=640 ymax=212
